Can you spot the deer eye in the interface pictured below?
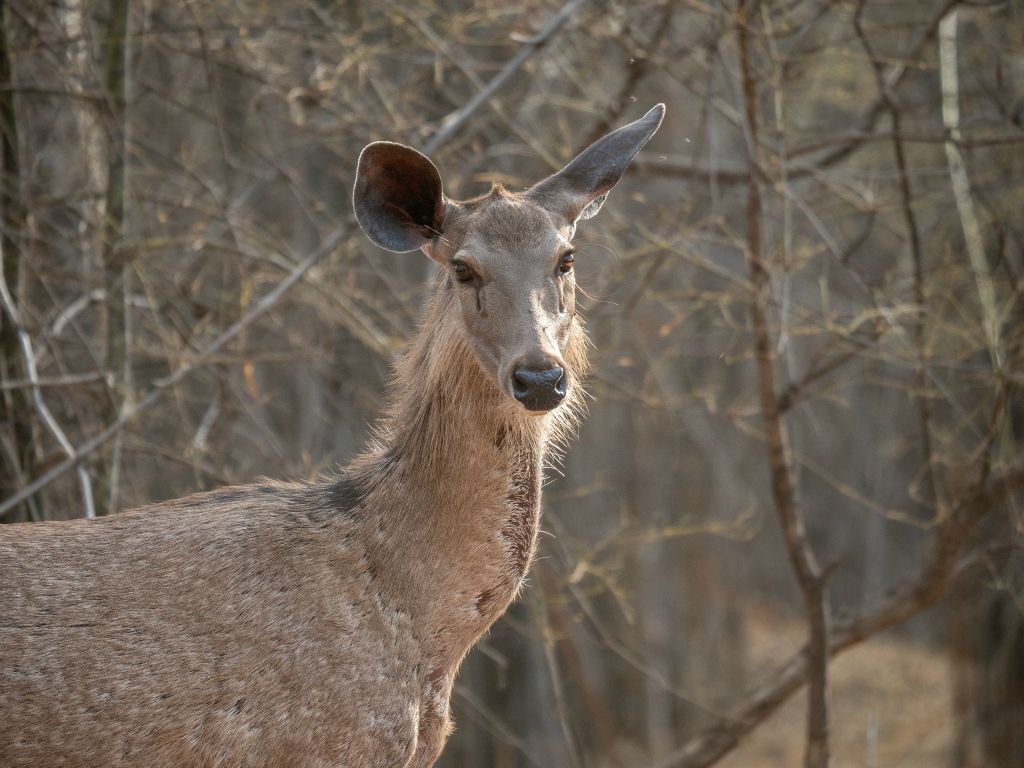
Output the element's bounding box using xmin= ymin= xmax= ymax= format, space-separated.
xmin=452 ymin=260 xmax=474 ymax=283
xmin=558 ymin=252 xmax=575 ymax=274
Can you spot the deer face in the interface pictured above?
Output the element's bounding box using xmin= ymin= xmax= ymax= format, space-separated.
xmin=425 ymin=191 xmax=577 ymax=413
xmin=353 ymin=105 xmax=664 ymax=414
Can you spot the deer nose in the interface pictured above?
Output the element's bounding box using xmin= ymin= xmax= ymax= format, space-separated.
xmin=511 ymin=366 xmax=566 ymax=412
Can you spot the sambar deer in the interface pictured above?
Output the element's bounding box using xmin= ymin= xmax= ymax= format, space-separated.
xmin=1 ymin=104 xmax=664 ymax=767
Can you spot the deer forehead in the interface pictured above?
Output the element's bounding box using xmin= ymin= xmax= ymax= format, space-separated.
xmin=448 ymin=191 xmax=570 ymax=266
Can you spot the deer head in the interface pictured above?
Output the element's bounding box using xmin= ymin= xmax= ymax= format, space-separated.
xmin=353 ymin=104 xmax=664 ymax=414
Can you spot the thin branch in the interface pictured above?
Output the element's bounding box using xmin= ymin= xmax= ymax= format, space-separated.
xmin=0 ymin=0 xmax=35 ymax=520
xmin=0 ymin=250 xmax=95 ymax=518
xmin=853 ymin=0 xmax=942 ymax=515
xmin=736 ymin=3 xmax=830 ymax=766
xmin=392 ymin=5 xmax=563 ymax=171
xmin=0 ymin=371 xmax=109 ymax=391
xmin=452 ymin=684 xmax=548 ymax=768
xmin=0 ymin=225 xmax=342 ymax=519
xmin=529 ymin=587 xmax=584 ymax=768
xmin=421 ymin=0 xmax=588 ymax=156
xmin=939 ymin=9 xmax=1000 ymax=365
xmin=581 ymin=0 xmax=674 ymax=146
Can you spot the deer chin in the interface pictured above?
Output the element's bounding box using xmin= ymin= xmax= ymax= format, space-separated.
xmin=522 ymin=405 xmax=559 ymax=417
xmin=517 ymin=392 xmax=569 ymax=416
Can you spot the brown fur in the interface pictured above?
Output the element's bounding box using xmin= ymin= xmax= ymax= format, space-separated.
xmin=0 ymin=103 xmax=663 ymax=766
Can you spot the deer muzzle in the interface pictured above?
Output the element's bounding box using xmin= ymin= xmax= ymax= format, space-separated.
xmin=511 ymin=365 xmax=566 ymax=412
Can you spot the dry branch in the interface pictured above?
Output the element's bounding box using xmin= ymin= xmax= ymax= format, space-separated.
xmin=0 ymin=252 xmax=96 ymax=518
xmin=421 ymin=0 xmax=588 ymax=156
xmin=939 ymin=9 xmax=1000 ymax=365
xmin=853 ymin=0 xmax=941 ymax=514
xmin=0 ymin=227 xmax=342 ymax=519
xmin=736 ymin=3 xmax=830 ymax=765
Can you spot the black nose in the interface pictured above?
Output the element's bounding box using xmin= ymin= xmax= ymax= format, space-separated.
xmin=511 ymin=366 xmax=566 ymax=411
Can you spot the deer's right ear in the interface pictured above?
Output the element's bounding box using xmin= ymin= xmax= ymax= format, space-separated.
xmin=353 ymin=142 xmax=446 ymax=253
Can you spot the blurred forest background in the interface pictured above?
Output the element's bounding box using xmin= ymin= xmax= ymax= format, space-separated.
xmin=1 ymin=0 xmax=1023 ymax=765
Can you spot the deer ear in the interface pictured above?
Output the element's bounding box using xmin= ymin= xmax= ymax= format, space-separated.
xmin=353 ymin=142 xmax=446 ymax=253
xmin=529 ymin=104 xmax=665 ymax=224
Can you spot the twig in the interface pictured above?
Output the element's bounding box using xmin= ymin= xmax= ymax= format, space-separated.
xmin=0 ymin=371 xmax=109 ymax=391
xmin=632 ymin=154 xmax=751 ymax=184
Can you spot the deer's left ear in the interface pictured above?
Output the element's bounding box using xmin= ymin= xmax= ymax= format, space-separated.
xmin=528 ymin=103 xmax=665 ymax=225
xmin=353 ymin=142 xmax=447 ymax=253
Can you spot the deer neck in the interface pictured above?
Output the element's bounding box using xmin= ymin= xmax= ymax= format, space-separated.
xmin=345 ymin=283 xmax=552 ymax=663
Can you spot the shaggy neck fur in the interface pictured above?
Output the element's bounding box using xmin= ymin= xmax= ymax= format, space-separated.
xmin=342 ymin=273 xmax=587 ymax=669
